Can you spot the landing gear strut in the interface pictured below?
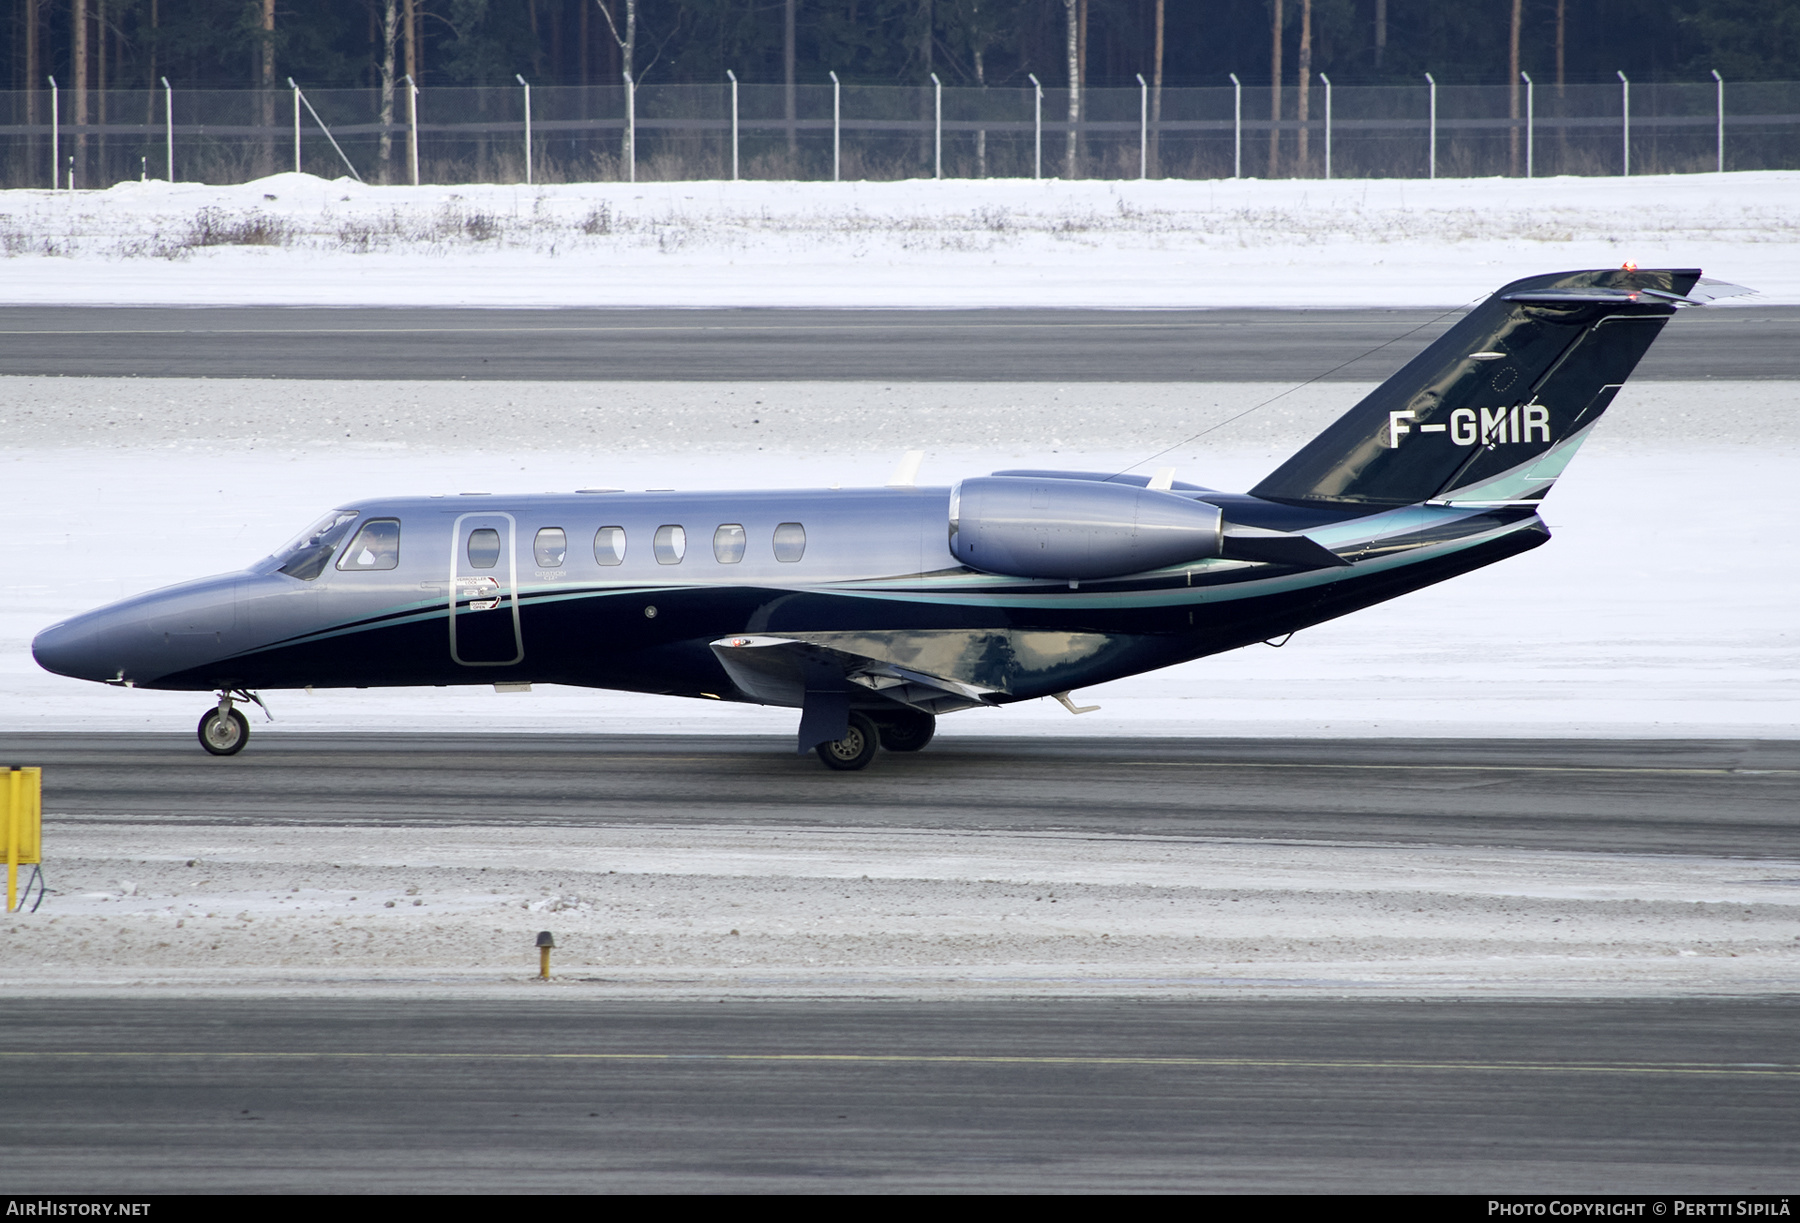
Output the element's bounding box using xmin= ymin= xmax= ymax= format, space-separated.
xmin=197 ymin=690 xmax=266 ymax=757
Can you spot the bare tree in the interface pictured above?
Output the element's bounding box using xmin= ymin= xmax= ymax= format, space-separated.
xmin=1267 ymin=0 xmax=1282 ymax=177
xmin=786 ymin=0 xmax=797 ymax=155
xmin=25 ymin=0 xmax=39 ymax=131
xmin=72 ymin=0 xmax=86 ymax=181
xmin=96 ymin=0 xmax=105 ymax=173
xmin=1509 ymin=0 xmax=1522 ymax=175
xmin=594 ymin=0 xmax=638 ymax=164
xmin=1063 ymin=0 xmax=1078 ymax=178
xmin=257 ymin=0 xmax=275 ymax=175
xmin=1555 ymin=0 xmax=1565 ymax=91
xmin=379 ymin=0 xmax=399 ymax=177
xmin=1297 ymin=0 xmax=1311 ymax=174
xmin=1150 ymin=0 xmax=1164 ymax=176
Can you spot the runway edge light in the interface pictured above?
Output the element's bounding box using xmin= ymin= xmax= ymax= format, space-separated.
xmin=5 ymin=767 xmax=44 ymax=914
xmin=536 ymin=930 xmax=555 ymax=980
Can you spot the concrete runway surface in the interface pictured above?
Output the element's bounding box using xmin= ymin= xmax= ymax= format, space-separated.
xmin=2 ymin=305 xmax=1793 ymax=381
xmin=2 ymin=996 xmax=1796 ymax=1193
xmin=10 ymin=733 xmax=1798 ymax=858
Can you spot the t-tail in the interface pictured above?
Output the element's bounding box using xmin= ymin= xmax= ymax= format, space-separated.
xmin=1250 ymin=268 xmax=1736 ymax=509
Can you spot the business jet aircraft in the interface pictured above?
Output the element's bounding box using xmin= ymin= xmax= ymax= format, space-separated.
xmin=33 ymin=267 xmax=1730 ymax=769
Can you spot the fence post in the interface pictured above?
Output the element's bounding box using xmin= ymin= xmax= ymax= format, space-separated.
xmin=46 ymin=76 xmax=57 ymax=190
xmin=1136 ymin=73 xmax=1147 ymax=180
xmin=1617 ymin=70 xmax=1630 ymax=176
xmin=515 ymin=75 xmax=532 ymax=186
xmin=1712 ymin=69 xmax=1724 ymax=172
xmin=1320 ymin=73 xmax=1332 ymax=180
xmin=1521 ymin=71 xmax=1533 ymax=178
xmin=404 ymin=74 xmax=419 ymax=185
xmin=625 ymin=70 xmax=636 ymax=184
xmin=1028 ymin=74 xmax=1042 ymax=181
xmin=1228 ymin=72 xmax=1241 ymax=178
xmin=930 ymin=72 xmax=942 ymax=180
xmin=160 ymin=77 xmax=173 ymax=181
xmin=829 ymin=70 xmax=841 ymax=182
xmin=288 ymin=78 xmax=364 ymax=182
xmin=1424 ymin=72 xmax=1437 ymax=180
xmin=726 ymin=70 xmax=739 ymax=181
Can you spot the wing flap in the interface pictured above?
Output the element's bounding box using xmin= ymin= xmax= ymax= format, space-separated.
xmin=710 ymin=634 xmax=999 ymax=716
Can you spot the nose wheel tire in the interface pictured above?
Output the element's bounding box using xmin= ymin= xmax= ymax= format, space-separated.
xmin=814 ymin=711 xmax=879 ymax=771
xmin=198 ymin=707 xmax=250 ymax=756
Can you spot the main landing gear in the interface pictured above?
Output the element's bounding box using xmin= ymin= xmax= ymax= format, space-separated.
xmin=197 ymin=690 xmax=267 ymax=757
xmin=813 ymin=709 xmax=936 ymax=771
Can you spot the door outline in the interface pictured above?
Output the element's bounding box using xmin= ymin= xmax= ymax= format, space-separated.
xmin=449 ymin=511 xmax=524 ymax=666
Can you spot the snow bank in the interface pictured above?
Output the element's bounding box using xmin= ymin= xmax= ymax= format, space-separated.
xmin=1 ymin=170 xmax=1794 ymax=308
xmin=8 ymin=823 xmax=1797 ymax=997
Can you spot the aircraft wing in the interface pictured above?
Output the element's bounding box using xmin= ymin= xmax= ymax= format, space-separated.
xmin=709 ymin=634 xmax=1000 ymax=716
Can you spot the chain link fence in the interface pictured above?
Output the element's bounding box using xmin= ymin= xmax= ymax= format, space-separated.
xmin=1 ymin=77 xmax=1794 ymax=189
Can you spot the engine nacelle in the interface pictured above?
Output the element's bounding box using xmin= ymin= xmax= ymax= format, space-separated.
xmin=948 ymin=477 xmax=1224 ymax=580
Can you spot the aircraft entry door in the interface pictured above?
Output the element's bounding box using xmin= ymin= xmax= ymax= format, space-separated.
xmin=449 ymin=512 xmax=524 ymax=666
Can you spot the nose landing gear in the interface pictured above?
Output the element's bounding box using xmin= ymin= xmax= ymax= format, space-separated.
xmin=197 ymin=690 xmax=268 ymax=757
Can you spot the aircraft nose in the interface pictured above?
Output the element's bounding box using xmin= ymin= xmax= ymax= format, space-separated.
xmin=31 ymin=617 xmax=102 ymax=681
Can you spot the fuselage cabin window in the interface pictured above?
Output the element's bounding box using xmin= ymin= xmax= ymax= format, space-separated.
xmin=594 ymin=526 xmax=627 ymax=566
xmin=713 ymin=524 xmax=746 ymax=564
xmin=773 ymin=522 xmax=806 ymax=563
xmin=654 ymin=525 xmax=687 ymax=565
xmin=534 ymin=527 xmax=567 ymax=568
xmin=467 ymin=528 xmax=502 ymax=570
xmin=336 ymin=518 xmax=401 ymax=571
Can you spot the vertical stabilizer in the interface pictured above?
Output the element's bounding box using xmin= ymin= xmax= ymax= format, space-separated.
xmin=1249 ymin=268 xmax=1702 ymax=507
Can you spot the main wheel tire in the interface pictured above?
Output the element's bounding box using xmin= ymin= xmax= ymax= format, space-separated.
xmin=198 ymin=707 xmax=250 ymax=757
xmin=876 ymin=710 xmax=936 ymax=753
xmin=814 ymin=711 xmax=879 ymax=771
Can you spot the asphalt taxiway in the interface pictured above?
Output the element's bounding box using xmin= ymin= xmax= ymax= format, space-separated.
xmin=2 ymin=997 xmax=1796 ymax=1192
xmin=9 ymin=733 xmax=1797 ymax=858
xmin=7 ymin=734 xmax=1798 ymax=1189
xmin=3 ymin=304 xmax=1795 ymax=381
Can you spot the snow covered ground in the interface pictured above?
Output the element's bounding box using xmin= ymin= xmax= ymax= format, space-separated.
xmin=0 ymin=170 xmax=1794 ymax=308
xmin=10 ymin=822 xmax=1797 ymax=997
xmin=4 ymin=376 xmax=1796 ymax=740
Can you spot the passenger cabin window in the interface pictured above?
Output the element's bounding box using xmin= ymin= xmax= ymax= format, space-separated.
xmin=713 ymin=524 xmax=746 ymax=564
xmin=773 ymin=522 xmax=807 ymax=563
xmin=654 ymin=525 xmax=686 ymax=565
xmin=467 ymin=528 xmax=502 ymax=569
xmin=336 ymin=518 xmax=401 ymax=571
xmin=533 ymin=527 xmax=567 ymax=568
xmin=594 ymin=526 xmax=626 ymax=566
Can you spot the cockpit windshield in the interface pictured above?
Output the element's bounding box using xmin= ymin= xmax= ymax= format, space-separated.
xmin=273 ymin=510 xmax=360 ymax=581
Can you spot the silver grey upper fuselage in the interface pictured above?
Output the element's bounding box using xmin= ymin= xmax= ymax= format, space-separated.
xmin=31 ymin=480 xmax=1546 ymax=709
